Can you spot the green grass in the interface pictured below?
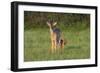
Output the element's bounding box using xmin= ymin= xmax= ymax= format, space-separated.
xmin=24 ymin=27 xmax=90 ymax=62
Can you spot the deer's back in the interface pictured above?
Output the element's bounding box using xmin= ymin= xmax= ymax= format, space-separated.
xmin=53 ymin=28 xmax=61 ymax=44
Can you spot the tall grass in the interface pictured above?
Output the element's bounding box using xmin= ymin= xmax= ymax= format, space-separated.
xmin=24 ymin=27 xmax=90 ymax=62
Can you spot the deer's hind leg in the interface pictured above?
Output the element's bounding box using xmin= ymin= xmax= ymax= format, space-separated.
xmin=60 ymin=39 xmax=64 ymax=53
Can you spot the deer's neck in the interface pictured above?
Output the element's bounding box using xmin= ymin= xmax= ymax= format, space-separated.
xmin=49 ymin=27 xmax=53 ymax=34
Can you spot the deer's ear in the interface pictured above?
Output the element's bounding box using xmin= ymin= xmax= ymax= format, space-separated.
xmin=47 ymin=22 xmax=50 ymax=26
xmin=46 ymin=21 xmax=49 ymax=25
xmin=53 ymin=22 xmax=57 ymax=26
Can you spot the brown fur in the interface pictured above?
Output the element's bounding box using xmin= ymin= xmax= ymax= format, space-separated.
xmin=47 ymin=21 xmax=65 ymax=53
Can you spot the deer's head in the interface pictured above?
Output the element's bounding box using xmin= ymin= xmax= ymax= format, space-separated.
xmin=47 ymin=20 xmax=57 ymax=28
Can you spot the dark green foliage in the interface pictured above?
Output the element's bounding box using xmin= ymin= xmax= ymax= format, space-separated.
xmin=24 ymin=11 xmax=90 ymax=30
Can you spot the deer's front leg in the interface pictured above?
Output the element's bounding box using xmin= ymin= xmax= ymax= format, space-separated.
xmin=51 ymin=40 xmax=55 ymax=53
xmin=54 ymin=40 xmax=57 ymax=52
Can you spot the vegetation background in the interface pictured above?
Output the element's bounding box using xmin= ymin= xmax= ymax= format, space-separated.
xmin=24 ymin=11 xmax=90 ymax=61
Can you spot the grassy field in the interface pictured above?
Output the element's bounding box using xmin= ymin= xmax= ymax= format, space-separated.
xmin=24 ymin=27 xmax=90 ymax=62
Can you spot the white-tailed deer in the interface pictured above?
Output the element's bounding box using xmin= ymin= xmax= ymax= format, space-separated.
xmin=47 ymin=20 xmax=65 ymax=53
